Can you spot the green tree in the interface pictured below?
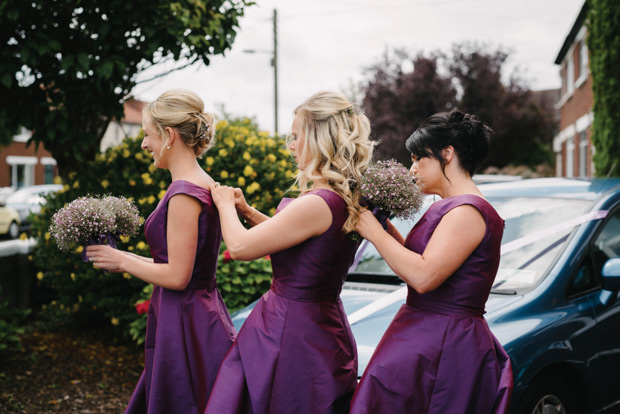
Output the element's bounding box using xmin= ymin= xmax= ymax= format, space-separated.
xmin=360 ymin=43 xmax=557 ymax=169
xmin=587 ymin=0 xmax=620 ymax=177
xmin=0 ymin=0 xmax=252 ymax=177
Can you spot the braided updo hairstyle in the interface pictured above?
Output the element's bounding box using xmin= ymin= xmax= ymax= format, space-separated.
xmin=405 ymin=109 xmax=492 ymax=177
xmin=142 ymin=89 xmax=216 ymax=157
xmin=291 ymin=91 xmax=375 ymax=234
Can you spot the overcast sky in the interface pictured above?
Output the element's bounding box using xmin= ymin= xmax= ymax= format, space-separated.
xmin=132 ymin=0 xmax=585 ymax=135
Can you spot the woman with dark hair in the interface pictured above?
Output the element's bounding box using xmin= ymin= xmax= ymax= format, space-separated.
xmin=350 ymin=110 xmax=513 ymax=414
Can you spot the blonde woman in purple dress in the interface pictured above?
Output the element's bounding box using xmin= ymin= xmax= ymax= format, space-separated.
xmin=351 ymin=110 xmax=513 ymax=414
xmin=87 ymin=89 xmax=236 ymax=414
xmin=204 ymin=91 xmax=374 ymax=414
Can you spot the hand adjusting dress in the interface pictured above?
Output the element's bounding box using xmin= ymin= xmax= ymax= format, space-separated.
xmin=205 ymin=189 xmax=359 ymax=414
xmin=125 ymin=180 xmax=237 ymax=414
xmin=350 ymin=194 xmax=513 ymax=414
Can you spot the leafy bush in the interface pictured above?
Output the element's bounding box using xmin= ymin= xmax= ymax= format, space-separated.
xmin=0 ymin=287 xmax=31 ymax=358
xmin=31 ymin=118 xmax=295 ymax=343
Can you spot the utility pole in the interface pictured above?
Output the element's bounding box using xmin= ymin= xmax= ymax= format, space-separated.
xmin=243 ymin=9 xmax=279 ymax=136
xmin=272 ymin=9 xmax=278 ymax=136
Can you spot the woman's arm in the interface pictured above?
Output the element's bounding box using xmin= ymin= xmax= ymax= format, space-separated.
xmin=233 ymin=187 xmax=269 ymax=227
xmin=87 ymin=194 xmax=201 ymax=290
xmin=210 ymin=184 xmax=332 ymax=261
xmin=356 ymin=205 xmax=486 ymax=294
xmin=385 ymin=219 xmax=405 ymax=245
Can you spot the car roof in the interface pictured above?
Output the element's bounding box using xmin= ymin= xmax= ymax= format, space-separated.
xmin=478 ymin=177 xmax=620 ymax=201
xmin=11 ymin=184 xmax=62 ymax=194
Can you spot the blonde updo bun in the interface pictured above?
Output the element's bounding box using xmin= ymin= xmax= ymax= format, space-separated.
xmin=143 ymin=89 xmax=216 ymax=157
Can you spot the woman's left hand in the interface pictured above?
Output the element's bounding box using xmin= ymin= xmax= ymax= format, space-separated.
xmin=86 ymin=245 xmax=125 ymax=272
xmin=356 ymin=209 xmax=385 ymax=241
xmin=209 ymin=183 xmax=237 ymax=208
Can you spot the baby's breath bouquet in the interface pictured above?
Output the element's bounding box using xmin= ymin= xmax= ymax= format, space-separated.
xmin=360 ymin=159 xmax=424 ymax=227
xmin=49 ymin=195 xmax=142 ymax=261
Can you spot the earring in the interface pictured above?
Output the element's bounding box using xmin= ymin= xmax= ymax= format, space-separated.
xmin=166 ymin=145 xmax=170 ymax=149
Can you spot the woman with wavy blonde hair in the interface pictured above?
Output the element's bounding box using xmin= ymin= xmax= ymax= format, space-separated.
xmin=86 ymin=89 xmax=236 ymax=414
xmin=204 ymin=91 xmax=374 ymax=414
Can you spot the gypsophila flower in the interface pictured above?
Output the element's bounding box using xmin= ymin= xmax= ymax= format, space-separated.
xmin=360 ymin=159 xmax=424 ymax=221
xmin=49 ymin=195 xmax=142 ymax=252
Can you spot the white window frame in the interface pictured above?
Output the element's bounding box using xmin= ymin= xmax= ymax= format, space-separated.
xmin=6 ymin=155 xmax=37 ymax=187
xmin=579 ymin=130 xmax=588 ymax=177
xmin=566 ymin=138 xmax=575 ymax=178
xmin=567 ymin=55 xmax=575 ymax=95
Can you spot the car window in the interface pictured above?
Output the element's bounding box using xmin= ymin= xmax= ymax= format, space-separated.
xmin=348 ymin=196 xmax=593 ymax=292
xmin=592 ymin=209 xmax=620 ymax=274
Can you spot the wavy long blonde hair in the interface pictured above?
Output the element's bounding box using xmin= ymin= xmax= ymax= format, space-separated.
xmin=143 ymin=89 xmax=215 ymax=158
xmin=291 ymin=91 xmax=374 ymax=233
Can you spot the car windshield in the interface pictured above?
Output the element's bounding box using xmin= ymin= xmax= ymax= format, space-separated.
xmin=349 ymin=196 xmax=593 ymax=292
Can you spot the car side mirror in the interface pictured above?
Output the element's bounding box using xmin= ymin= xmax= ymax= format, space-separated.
xmin=0 ymin=201 xmax=4 ymax=207
xmin=601 ymin=258 xmax=620 ymax=290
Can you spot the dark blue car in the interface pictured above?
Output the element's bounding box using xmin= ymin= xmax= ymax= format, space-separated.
xmin=231 ymin=178 xmax=620 ymax=414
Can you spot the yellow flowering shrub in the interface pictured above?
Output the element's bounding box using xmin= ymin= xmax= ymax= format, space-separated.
xmin=31 ymin=117 xmax=295 ymax=343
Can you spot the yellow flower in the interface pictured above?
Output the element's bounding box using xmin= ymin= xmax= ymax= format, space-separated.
xmin=246 ymin=182 xmax=261 ymax=195
xmin=111 ymin=317 xmax=120 ymax=326
xmin=148 ymin=164 xmax=157 ymax=174
xmin=158 ymin=189 xmax=167 ymax=199
xmin=220 ymin=170 xmax=229 ymax=179
xmin=225 ymin=138 xmax=235 ymax=148
xmin=100 ymin=180 xmax=109 ymax=189
xmin=269 ymin=207 xmax=276 ymax=216
xmin=243 ymin=165 xmax=254 ymax=177
xmin=37 ymin=272 xmax=44 ymax=280
xmin=141 ymin=173 xmax=153 ymax=185
xmin=72 ymin=181 xmax=80 ymax=189
xmin=68 ymin=172 xmax=77 ymax=180
xmin=136 ymin=241 xmax=147 ymax=250
xmin=75 ymin=246 xmax=84 ymax=254
xmin=280 ymin=160 xmax=288 ymax=168
xmin=128 ymin=245 xmax=134 ymax=251
xmin=219 ymin=148 xmax=228 ymax=157
xmin=129 ymin=179 xmax=136 ymax=186
xmin=237 ymin=176 xmax=246 ymax=187
xmin=206 ymin=156 xmax=215 ymax=166
xmin=44 ymin=232 xmax=51 ymax=241
xmin=159 ymin=180 xmax=166 ymax=189
xmin=123 ymin=273 xmax=131 ymax=280
xmin=267 ymin=154 xmax=277 ymax=163
xmin=19 ymin=233 xmax=27 ymax=240
xmin=243 ymin=152 xmax=251 ymax=161
xmin=216 ymin=120 xmax=229 ymax=129
xmin=147 ymin=195 xmax=156 ymax=204
xmin=266 ymin=138 xmax=276 ymax=147
xmin=123 ymin=149 xmax=131 ymax=158
xmin=70 ymin=273 xmax=76 ymax=281
xmin=135 ymin=152 xmax=144 ymax=161
xmin=78 ymin=295 xmax=83 ymax=303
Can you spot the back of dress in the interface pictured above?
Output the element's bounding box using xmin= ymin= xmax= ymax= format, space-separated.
xmin=270 ymin=189 xmax=360 ymax=296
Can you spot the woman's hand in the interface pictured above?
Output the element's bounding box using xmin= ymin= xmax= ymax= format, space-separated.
xmin=232 ymin=187 xmax=253 ymax=218
xmin=355 ymin=209 xmax=385 ymax=241
xmin=209 ymin=183 xmax=237 ymax=208
xmin=86 ymin=245 xmax=126 ymax=273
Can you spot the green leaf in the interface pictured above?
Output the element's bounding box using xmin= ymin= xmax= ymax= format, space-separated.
xmin=0 ymin=73 xmax=12 ymax=88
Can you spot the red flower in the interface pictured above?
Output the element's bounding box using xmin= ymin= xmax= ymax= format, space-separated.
xmin=264 ymin=255 xmax=271 ymax=261
xmin=135 ymin=299 xmax=150 ymax=315
xmin=223 ymin=250 xmax=233 ymax=263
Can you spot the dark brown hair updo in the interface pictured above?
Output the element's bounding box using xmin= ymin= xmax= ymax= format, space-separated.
xmin=142 ymin=89 xmax=216 ymax=157
xmin=405 ymin=109 xmax=492 ymax=176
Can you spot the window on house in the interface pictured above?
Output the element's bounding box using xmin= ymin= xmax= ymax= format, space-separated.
xmin=41 ymin=157 xmax=57 ymax=184
xmin=6 ymin=155 xmax=36 ymax=188
xmin=567 ymin=56 xmax=575 ymax=95
xmin=579 ymin=40 xmax=588 ymax=81
xmin=566 ymin=138 xmax=575 ymax=178
xmin=579 ymin=130 xmax=588 ymax=177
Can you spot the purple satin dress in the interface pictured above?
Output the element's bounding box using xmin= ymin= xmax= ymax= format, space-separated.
xmin=351 ymin=194 xmax=513 ymax=414
xmin=205 ymin=189 xmax=359 ymax=414
xmin=126 ymin=180 xmax=236 ymax=414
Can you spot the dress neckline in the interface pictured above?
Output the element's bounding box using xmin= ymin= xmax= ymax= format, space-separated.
xmin=170 ymin=179 xmax=212 ymax=193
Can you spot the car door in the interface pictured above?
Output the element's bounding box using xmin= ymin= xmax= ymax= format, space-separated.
xmin=572 ymin=207 xmax=620 ymax=410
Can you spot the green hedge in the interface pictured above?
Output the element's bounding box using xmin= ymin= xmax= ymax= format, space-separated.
xmin=587 ymin=0 xmax=620 ymax=177
xmin=31 ymin=118 xmax=295 ymax=343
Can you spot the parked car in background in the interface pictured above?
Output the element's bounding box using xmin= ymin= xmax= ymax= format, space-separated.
xmin=0 ymin=187 xmax=16 ymax=204
xmin=4 ymin=184 xmax=63 ymax=232
xmin=230 ymin=178 xmax=620 ymax=414
xmin=0 ymin=201 xmax=21 ymax=239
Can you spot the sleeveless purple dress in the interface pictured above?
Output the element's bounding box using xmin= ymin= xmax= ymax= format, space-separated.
xmin=125 ymin=180 xmax=237 ymax=414
xmin=350 ymin=194 xmax=513 ymax=414
xmin=205 ymin=189 xmax=359 ymax=414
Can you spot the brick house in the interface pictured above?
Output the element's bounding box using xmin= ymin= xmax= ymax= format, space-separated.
xmin=0 ymin=99 xmax=146 ymax=188
xmin=553 ymin=2 xmax=593 ymax=178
